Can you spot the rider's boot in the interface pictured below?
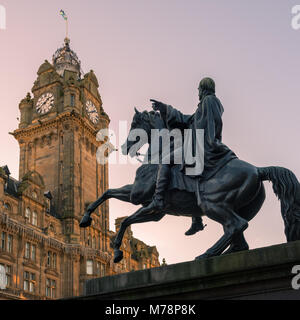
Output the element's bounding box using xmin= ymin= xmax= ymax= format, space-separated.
xmin=185 ymin=216 xmax=206 ymax=236
xmin=144 ymin=164 xmax=170 ymax=212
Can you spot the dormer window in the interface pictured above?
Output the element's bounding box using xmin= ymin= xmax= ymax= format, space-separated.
xmin=32 ymin=191 xmax=37 ymax=199
xmin=44 ymin=191 xmax=53 ymax=214
xmin=4 ymin=203 xmax=11 ymax=212
xmin=25 ymin=208 xmax=31 ymax=221
xmin=32 ymin=211 xmax=38 ymax=226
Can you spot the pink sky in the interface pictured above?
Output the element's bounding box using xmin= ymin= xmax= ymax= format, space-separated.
xmin=1 ymin=0 xmax=300 ymax=264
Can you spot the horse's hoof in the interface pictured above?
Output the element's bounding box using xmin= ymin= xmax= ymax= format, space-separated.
xmin=195 ymin=253 xmax=211 ymax=260
xmin=79 ymin=214 xmax=92 ymax=228
xmin=114 ymin=250 xmax=123 ymax=263
xmin=223 ymin=245 xmax=249 ymax=255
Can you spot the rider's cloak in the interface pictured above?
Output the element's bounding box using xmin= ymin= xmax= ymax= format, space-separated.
xmin=163 ymin=93 xmax=237 ymax=181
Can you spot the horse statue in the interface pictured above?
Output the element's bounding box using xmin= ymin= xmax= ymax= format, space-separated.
xmin=80 ymin=108 xmax=300 ymax=263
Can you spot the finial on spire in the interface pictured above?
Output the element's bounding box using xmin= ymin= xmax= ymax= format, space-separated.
xmin=64 ymin=37 xmax=70 ymax=51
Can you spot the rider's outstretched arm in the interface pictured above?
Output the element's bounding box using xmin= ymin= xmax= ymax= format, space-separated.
xmin=151 ymin=99 xmax=192 ymax=130
xmin=165 ymin=104 xmax=193 ymax=130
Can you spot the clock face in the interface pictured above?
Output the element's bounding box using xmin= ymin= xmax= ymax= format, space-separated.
xmin=86 ymin=100 xmax=99 ymax=124
xmin=36 ymin=92 xmax=54 ymax=115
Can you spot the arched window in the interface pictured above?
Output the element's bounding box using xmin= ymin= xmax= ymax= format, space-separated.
xmin=49 ymin=224 xmax=55 ymax=234
xmin=32 ymin=211 xmax=38 ymax=226
xmin=4 ymin=203 xmax=11 ymax=212
xmin=25 ymin=208 xmax=31 ymax=221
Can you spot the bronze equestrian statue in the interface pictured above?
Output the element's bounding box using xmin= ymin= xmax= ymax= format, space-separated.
xmin=80 ymin=77 xmax=300 ymax=263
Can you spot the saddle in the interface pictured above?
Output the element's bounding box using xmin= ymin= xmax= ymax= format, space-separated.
xmin=168 ymin=165 xmax=203 ymax=205
xmin=168 ymin=158 xmax=236 ymax=205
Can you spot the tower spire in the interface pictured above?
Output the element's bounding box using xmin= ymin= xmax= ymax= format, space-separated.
xmin=52 ymin=37 xmax=82 ymax=78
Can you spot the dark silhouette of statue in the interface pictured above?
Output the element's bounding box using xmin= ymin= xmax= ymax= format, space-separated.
xmin=80 ymin=78 xmax=300 ymax=264
xmin=144 ymin=78 xmax=236 ymax=235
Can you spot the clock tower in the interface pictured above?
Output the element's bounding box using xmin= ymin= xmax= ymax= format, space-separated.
xmin=13 ymin=38 xmax=110 ymax=244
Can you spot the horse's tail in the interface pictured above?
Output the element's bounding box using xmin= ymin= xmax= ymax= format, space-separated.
xmin=258 ymin=166 xmax=300 ymax=242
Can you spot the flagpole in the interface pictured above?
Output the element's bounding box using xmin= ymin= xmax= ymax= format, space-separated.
xmin=60 ymin=10 xmax=69 ymax=39
xmin=66 ymin=18 xmax=68 ymax=38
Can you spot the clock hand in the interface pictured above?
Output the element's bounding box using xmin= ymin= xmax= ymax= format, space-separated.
xmin=39 ymin=97 xmax=51 ymax=109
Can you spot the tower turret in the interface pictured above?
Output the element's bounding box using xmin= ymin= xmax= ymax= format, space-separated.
xmin=52 ymin=38 xmax=82 ymax=78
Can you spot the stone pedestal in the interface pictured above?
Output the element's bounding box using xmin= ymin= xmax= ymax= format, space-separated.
xmin=78 ymin=241 xmax=300 ymax=300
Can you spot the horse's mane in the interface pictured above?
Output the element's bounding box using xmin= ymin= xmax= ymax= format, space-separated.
xmin=138 ymin=110 xmax=165 ymax=129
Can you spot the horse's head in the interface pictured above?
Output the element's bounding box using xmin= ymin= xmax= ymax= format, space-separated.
xmin=121 ymin=107 xmax=161 ymax=157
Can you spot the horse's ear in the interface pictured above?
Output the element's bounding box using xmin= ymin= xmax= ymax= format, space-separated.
xmin=134 ymin=107 xmax=140 ymax=115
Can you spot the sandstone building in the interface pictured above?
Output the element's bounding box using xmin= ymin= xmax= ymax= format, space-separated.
xmin=0 ymin=38 xmax=160 ymax=300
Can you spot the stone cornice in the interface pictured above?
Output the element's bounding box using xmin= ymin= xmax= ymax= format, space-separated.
xmin=64 ymin=244 xmax=111 ymax=263
xmin=44 ymin=267 xmax=59 ymax=278
xmin=12 ymin=111 xmax=110 ymax=142
xmin=0 ymin=212 xmax=64 ymax=250
xmin=0 ymin=251 xmax=16 ymax=263
xmin=0 ymin=288 xmax=23 ymax=300
xmin=22 ymin=259 xmax=40 ymax=271
xmin=32 ymin=79 xmax=64 ymax=94
xmin=0 ymin=212 xmax=113 ymax=261
xmin=21 ymin=194 xmax=45 ymax=208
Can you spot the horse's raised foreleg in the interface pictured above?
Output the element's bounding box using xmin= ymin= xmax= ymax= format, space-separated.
xmin=113 ymin=208 xmax=165 ymax=263
xmin=88 ymin=184 xmax=133 ymax=213
xmin=79 ymin=185 xmax=133 ymax=228
xmin=195 ymin=204 xmax=248 ymax=260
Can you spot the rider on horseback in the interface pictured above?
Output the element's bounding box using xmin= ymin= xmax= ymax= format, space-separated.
xmin=145 ymin=77 xmax=237 ymax=235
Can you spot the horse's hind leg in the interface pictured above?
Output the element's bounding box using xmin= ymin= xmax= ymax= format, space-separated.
xmin=113 ymin=209 xmax=165 ymax=263
xmin=195 ymin=204 xmax=248 ymax=260
xmin=79 ymin=185 xmax=133 ymax=228
xmin=221 ymin=184 xmax=265 ymax=255
xmin=222 ymin=232 xmax=249 ymax=255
